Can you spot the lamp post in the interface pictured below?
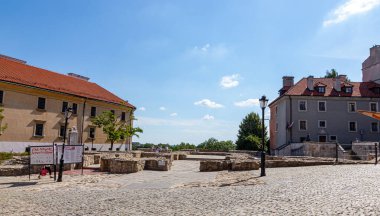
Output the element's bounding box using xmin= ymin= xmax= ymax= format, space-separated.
xmin=57 ymin=107 xmax=72 ymax=182
xmin=259 ymin=95 xmax=268 ymax=177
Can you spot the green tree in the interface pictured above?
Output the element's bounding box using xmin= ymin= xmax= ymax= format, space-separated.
xmin=91 ymin=111 xmax=143 ymax=150
xmin=197 ymin=138 xmax=236 ymax=151
xmin=0 ymin=108 xmax=7 ymax=135
xmin=236 ymin=112 xmax=267 ymax=150
xmin=171 ymin=142 xmax=196 ymax=151
xmin=324 ymin=69 xmax=338 ymax=78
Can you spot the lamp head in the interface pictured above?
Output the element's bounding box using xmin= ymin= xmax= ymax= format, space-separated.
xmin=259 ymin=95 xmax=268 ymax=109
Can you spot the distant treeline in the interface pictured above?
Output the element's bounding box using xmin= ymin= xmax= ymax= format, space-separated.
xmin=133 ymin=137 xmax=236 ymax=151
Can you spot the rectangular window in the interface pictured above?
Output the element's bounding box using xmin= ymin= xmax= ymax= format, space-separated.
xmin=318 ymin=87 xmax=325 ymax=93
xmin=330 ymin=135 xmax=337 ymax=142
xmin=0 ymin=90 xmax=3 ymax=104
xmin=275 ymin=106 xmax=278 ymax=115
xmin=299 ymin=101 xmax=307 ymax=111
xmin=89 ymin=127 xmax=95 ymax=139
xmin=37 ymin=97 xmax=46 ymax=110
xmin=121 ymin=112 xmax=126 ymax=121
xmin=318 ymin=120 xmax=326 ymax=128
xmin=72 ymin=103 xmax=78 ymax=115
xmin=371 ymin=122 xmax=378 ymax=132
xmin=318 ymin=101 xmax=326 ymax=112
xmin=319 ymin=136 xmax=327 ymax=142
xmin=35 ymin=123 xmax=44 ymax=136
xmin=299 ymin=120 xmax=307 ymax=131
xmin=346 ymin=87 xmax=352 ymax=93
xmin=90 ymin=107 xmax=96 ymax=117
xmin=349 ymin=121 xmax=357 ymax=132
xmin=348 ymin=102 xmax=356 ymax=112
xmin=62 ymin=101 xmax=68 ymax=113
xmin=275 ymin=123 xmax=278 ymax=132
xmin=59 ymin=125 xmax=65 ymax=137
xmin=370 ymin=102 xmax=377 ymax=112
xmin=300 ymin=137 xmax=306 ymax=142
xmin=120 ymin=134 xmax=125 ymax=140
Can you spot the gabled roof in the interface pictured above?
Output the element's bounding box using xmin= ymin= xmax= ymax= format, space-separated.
xmin=284 ymin=77 xmax=380 ymax=97
xmin=0 ymin=56 xmax=135 ymax=108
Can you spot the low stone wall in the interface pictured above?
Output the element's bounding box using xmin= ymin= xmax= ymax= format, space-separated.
xmin=83 ymin=155 xmax=94 ymax=167
xmin=100 ymin=156 xmax=114 ymax=172
xmin=141 ymin=152 xmax=174 ymax=161
xmin=94 ymin=154 xmax=101 ymax=164
xmin=200 ymin=160 xmax=259 ymax=172
xmin=144 ymin=158 xmax=172 ymax=171
xmin=352 ymin=142 xmax=378 ymax=160
xmin=231 ymin=160 xmax=259 ymax=171
xmin=132 ymin=151 xmax=141 ymax=158
xmin=109 ymin=158 xmax=145 ymax=174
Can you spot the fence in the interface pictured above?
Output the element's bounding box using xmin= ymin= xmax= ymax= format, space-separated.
xmin=275 ymin=142 xmax=379 ymax=164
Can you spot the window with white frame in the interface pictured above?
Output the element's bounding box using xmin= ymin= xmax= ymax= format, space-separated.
xmin=318 ymin=101 xmax=326 ymax=112
xmin=348 ymin=102 xmax=356 ymax=112
xmin=348 ymin=121 xmax=357 ymax=132
xmin=299 ymin=101 xmax=307 ymax=111
xmin=371 ymin=122 xmax=378 ymax=132
xmin=318 ymin=120 xmax=326 ymax=128
xmin=345 ymin=87 xmax=352 ymax=93
xmin=299 ymin=120 xmax=307 ymax=131
xmin=317 ymin=86 xmax=325 ymax=93
xmin=370 ymin=102 xmax=378 ymax=112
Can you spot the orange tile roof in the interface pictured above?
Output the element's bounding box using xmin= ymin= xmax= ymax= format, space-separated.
xmin=0 ymin=56 xmax=135 ymax=108
xmin=284 ymin=77 xmax=380 ymax=97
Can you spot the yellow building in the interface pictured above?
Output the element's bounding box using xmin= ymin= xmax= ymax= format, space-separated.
xmin=0 ymin=54 xmax=136 ymax=152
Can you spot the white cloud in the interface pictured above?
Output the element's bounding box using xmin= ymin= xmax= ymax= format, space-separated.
xmin=220 ymin=74 xmax=240 ymax=89
xmin=159 ymin=106 xmax=166 ymax=111
xmin=323 ymin=0 xmax=380 ymax=27
xmin=170 ymin=112 xmax=178 ymax=117
xmin=139 ymin=107 xmax=146 ymax=111
xmin=234 ymin=99 xmax=260 ymax=107
xmin=203 ymin=114 xmax=215 ymax=120
xmin=189 ymin=43 xmax=229 ymax=59
xmin=194 ymin=99 xmax=224 ymax=109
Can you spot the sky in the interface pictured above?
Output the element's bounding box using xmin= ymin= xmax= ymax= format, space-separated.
xmin=1 ymin=0 xmax=380 ymax=145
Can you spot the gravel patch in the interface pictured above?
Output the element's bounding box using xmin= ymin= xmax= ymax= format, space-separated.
xmin=1 ymin=161 xmax=380 ymax=215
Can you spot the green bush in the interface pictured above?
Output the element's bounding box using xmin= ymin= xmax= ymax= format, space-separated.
xmin=0 ymin=152 xmax=29 ymax=163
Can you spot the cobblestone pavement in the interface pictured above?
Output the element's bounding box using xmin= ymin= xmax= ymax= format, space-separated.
xmin=1 ymin=161 xmax=380 ymax=215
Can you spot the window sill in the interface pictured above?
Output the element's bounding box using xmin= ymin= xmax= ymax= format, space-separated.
xmin=33 ymin=135 xmax=45 ymax=138
xmin=36 ymin=108 xmax=46 ymax=112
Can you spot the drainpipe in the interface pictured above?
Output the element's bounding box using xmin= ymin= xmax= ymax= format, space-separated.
xmin=289 ymin=96 xmax=293 ymax=144
xmin=80 ymin=98 xmax=87 ymax=145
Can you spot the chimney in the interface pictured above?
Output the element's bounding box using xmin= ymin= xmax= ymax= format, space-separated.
xmin=333 ymin=78 xmax=341 ymax=92
xmin=282 ymin=76 xmax=294 ymax=87
xmin=307 ymin=76 xmax=314 ymax=91
xmin=338 ymin=74 xmax=347 ymax=82
xmin=362 ymin=45 xmax=380 ymax=83
xmin=67 ymin=73 xmax=90 ymax=81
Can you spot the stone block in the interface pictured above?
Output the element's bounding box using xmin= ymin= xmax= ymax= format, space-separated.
xmin=100 ymin=156 xmax=114 ymax=172
xmin=93 ymin=154 xmax=101 ymax=164
xmin=109 ymin=158 xmax=145 ymax=174
xmin=199 ymin=160 xmax=225 ymax=172
xmin=83 ymin=155 xmax=94 ymax=167
xmin=231 ymin=160 xmax=259 ymax=171
xmin=132 ymin=151 xmax=141 ymax=158
xmin=144 ymin=158 xmax=172 ymax=171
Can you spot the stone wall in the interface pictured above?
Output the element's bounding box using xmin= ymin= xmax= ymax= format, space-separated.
xmin=200 ymin=160 xmax=259 ymax=172
xmin=352 ymin=142 xmax=378 ymax=160
xmin=109 ymin=159 xmax=145 ymax=174
xmin=144 ymin=158 xmax=172 ymax=171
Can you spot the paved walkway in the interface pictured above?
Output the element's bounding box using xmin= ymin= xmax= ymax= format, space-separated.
xmin=1 ymin=161 xmax=380 ymax=215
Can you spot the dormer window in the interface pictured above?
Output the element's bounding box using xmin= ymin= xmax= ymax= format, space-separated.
xmin=345 ymin=87 xmax=352 ymax=93
xmin=317 ymin=86 xmax=325 ymax=93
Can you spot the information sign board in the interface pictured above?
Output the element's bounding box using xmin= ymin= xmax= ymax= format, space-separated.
xmin=30 ymin=146 xmax=54 ymax=165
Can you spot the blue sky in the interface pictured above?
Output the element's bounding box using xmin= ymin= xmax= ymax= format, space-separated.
xmin=1 ymin=0 xmax=380 ymax=144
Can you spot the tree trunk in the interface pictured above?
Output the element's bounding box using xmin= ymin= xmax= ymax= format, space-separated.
xmin=110 ymin=141 xmax=114 ymax=151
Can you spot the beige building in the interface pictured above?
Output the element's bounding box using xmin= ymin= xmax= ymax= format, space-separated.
xmin=0 ymin=54 xmax=136 ymax=152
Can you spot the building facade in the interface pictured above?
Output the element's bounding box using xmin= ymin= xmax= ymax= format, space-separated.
xmin=269 ymin=45 xmax=380 ymax=150
xmin=0 ymin=55 xmax=136 ymax=152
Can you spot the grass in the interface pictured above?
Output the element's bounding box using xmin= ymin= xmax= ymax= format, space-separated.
xmin=0 ymin=152 xmax=29 ymax=164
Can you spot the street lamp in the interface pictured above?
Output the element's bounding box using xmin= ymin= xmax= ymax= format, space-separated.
xmin=57 ymin=107 xmax=72 ymax=182
xmin=259 ymin=95 xmax=268 ymax=177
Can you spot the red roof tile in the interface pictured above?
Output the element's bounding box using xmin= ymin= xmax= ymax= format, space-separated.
xmin=284 ymin=77 xmax=380 ymax=98
xmin=0 ymin=56 xmax=135 ymax=108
